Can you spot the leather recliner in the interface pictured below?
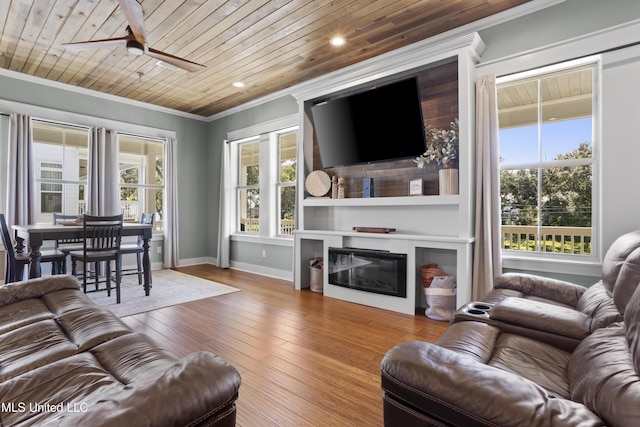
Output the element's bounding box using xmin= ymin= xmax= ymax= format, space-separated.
xmin=451 ymin=229 xmax=640 ymax=351
xmin=380 ymin=274 xmax=640 ymax=426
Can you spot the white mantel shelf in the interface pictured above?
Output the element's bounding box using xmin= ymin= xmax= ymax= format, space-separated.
xmin=295 ymin=229 xmax=474 ymax=245
xmin=302 ymin=195 xmax=460 ymax=207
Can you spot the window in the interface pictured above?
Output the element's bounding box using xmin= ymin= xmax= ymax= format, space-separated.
xmin=118 ymin=134 xmax=164 ymax=231
xmin=237 ymin=138 xmax=260 ymax=233
xmin=231 ymin=126 xmax=298 ymax=238
xmin=276 ymin=129 xmax=297 ymax=236
xmin=497 ymin=61 xmax=597 ymax=257
xmin=39 ymin=162 xmax=63 ymax=213
xmin=32 ymin=120 xmax=89 ymax=223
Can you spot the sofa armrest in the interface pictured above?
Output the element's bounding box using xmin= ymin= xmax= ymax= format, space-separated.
xmin=50 ymin=351 xmax=241 ymax=427
xmin=494 ymin=273 xmax=586 ymax=307
xmin=0 ymin=275 xmax=80 ymax=306
xmin=381 ymin=340 xmax=604 ymax=427
xmin=490 ymin=297 xmax=592 ymax=339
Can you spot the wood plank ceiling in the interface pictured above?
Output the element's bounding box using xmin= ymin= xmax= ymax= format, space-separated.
xmin=0 ymin=0 xmax=532 ymax=117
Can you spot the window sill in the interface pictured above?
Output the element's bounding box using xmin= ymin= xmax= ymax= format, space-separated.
xmin=502 ymin=253 xmax=601 ymax=278
xmin=231 ymin=233 xmax=294 ymax=247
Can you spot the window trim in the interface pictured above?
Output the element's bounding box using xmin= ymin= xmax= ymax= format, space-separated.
xmin=228 ymin=115 xmax=298 ymax=242
xmin=496 ymin=57 xmax=602 ymax=267
xmin=117 ymin=133 xmax=166 ymax=232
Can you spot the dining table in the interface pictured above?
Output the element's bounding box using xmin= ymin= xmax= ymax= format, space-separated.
xmin=12 ymin=222 xmax=154 ymax=296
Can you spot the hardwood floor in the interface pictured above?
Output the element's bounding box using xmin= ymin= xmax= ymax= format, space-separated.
xmin=121 ymin=265 xmax=449 ymax=427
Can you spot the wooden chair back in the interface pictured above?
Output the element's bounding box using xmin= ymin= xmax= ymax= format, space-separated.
xmin=82 ymin=214 xmax=123 ymax=256
xmin=0 ymin=213 xmax=22 ymax=283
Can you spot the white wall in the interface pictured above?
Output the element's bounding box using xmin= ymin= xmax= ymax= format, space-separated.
xmin=477 ymin=19 xmax=640 ymax=284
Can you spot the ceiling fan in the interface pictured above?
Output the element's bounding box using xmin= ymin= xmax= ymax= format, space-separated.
xmin=63 ymin=0 xmax=205 ymax=72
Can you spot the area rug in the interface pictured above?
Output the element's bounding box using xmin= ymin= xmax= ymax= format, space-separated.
xmin=86 ymin=269 xmax=240 ymax=317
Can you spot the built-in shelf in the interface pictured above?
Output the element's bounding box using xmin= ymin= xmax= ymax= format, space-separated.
xmin=292 ymin=33 xmax=484 ymax=314
xmin=296 ymin=229 xmax=474 ymax=245
xmin=302 ymin=195 xmax=459 ymax=207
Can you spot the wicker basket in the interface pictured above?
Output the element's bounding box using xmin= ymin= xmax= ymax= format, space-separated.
xmin=419 ymin=263 xmax=447 ymax=287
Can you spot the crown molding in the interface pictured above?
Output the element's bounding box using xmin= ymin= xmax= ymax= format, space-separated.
xmin=0 ymin=67 xmax=208 ymax=122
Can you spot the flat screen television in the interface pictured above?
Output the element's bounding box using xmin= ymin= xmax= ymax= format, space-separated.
xmin=310 ymin=77 xmax=426 ymax=168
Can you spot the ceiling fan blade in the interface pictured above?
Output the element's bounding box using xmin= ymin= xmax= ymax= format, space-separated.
xmin=118 ymin=0 xmax=146 ymax=43
xmin=146 ymin=48 xmax=206 ymax=72
xmin=63 ymin=35 xmax=133 ymax=51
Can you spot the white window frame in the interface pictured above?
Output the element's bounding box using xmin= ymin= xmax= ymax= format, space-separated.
xmin=39 ymin=161 xmax=63 ymax=214
xmin=496 ymin=57 xmax=601 ymax=268
xmin=117 ymin=133 xmax=165 ymax=230
xmin=228 ymin=115 xmax=298 ymax=244
xmin=32 ymin=120 xmax=90 ymax=223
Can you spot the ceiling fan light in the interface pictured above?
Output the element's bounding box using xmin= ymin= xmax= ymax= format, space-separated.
xmin=126 ymin=40 xmax=144 ymax=56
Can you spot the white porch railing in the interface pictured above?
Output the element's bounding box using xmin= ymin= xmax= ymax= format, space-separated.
xmin=240 ymin=219 xmax=295 ymax=235
xmin=502 ymin=225 xmax=592 ymax=255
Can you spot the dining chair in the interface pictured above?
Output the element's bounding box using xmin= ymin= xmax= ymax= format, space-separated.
xmin=53 ymin=213 xmax=85 ymax=273
xmin=70 ymin=214 xmax=124 ymax=303
xmin=1 ymin=213 xmax=66 ymax=283
xmin=119 ymin=212 xmax=154 ymax=285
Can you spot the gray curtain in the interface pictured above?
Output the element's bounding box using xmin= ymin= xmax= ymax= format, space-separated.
xmin=163 ymin=137 xmax=179 ymax=268
xmin=6 ymin=113 xmax=34 ymax=227
xmin=216 ymin=140 xmax=230 ymax=268
xmin=472 ymin=74 xmax=502 ymax=300
xmin=88 ymin=127 xmax=119 ymax=215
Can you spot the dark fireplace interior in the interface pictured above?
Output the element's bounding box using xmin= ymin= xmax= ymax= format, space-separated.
xmin=328 ymin=247 xmax=407 ymax=297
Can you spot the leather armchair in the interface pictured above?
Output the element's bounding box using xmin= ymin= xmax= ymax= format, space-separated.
xmin=381 ymin=279 xmax=640 ymax=426
xmin=452 ymin=229 xmax=640 ymax=351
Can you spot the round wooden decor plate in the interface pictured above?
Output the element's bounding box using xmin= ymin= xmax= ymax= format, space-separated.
xmin=305 ymin=170 xmax=331 ymax=197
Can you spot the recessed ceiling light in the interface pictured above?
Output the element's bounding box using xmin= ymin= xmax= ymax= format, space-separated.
xmin=232 ymin=81 xmax=245 ymax=88
xmin=330 ymin=37 xmax=346 ymax=46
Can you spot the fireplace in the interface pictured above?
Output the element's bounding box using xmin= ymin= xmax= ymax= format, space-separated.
xmin=328 ymin=247 xmax=407 ymax=297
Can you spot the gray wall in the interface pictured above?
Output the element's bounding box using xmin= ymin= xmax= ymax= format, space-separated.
xmin=206 ymin=96 xmax=298 ymax=276
xmin=0 ymin=72 xmax=209 ymax=264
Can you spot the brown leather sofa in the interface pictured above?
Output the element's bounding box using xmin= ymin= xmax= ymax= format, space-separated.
xmin=380 ymin=231 xmax=640 ymax=426
xmin=0 ymin=275 xmax=241 ymax=426
xmin=451 ymin=229 xmax=640 ymax=352
xmin=381 ymin=281 xmax=640 ymax=426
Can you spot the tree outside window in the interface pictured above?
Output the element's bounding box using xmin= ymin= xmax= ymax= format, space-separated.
xmin=498 ymin=64 xmax=595 ymax=255
xmin=232 ymin=126 xmax=298 ymax=237
xmin=118 ymin=135 xmax=164 ymax=229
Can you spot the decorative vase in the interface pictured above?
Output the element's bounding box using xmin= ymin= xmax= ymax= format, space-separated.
xmin=439 ymin=163 xmax=458 ymax=195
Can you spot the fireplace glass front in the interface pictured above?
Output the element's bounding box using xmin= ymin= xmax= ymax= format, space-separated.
xmin=328 ymin=247 xmax=407 ymax=297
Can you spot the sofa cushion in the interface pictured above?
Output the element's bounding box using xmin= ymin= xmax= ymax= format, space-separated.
xmin=0 ymin=352 xmax=124 ymax=426
xmin=0 ymin=275 xmax=79 ymax=306
xmin=0 ymin=298 xmax=54 ymax=335
xmin=0 ymin=319 xmax=78 ymax=382
xmin=381 ymin=336 xmax=605 ymax=427
xmin=575 ymin=282 xmax=622 ymax=330
xmin=491 ymin=297 xmax=592 ymax=340
xmin=627 ymin=282 xmax=640 ymax=373
xmin=493 ymin=273 xmax=585 ymax=307
xmin=601 ymin=229 xmax=640 ymax=303
xmin=569 ymin=324 xmax=640 ymax=426
xmin=438 ymin=322 xmax=571 ymax=398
